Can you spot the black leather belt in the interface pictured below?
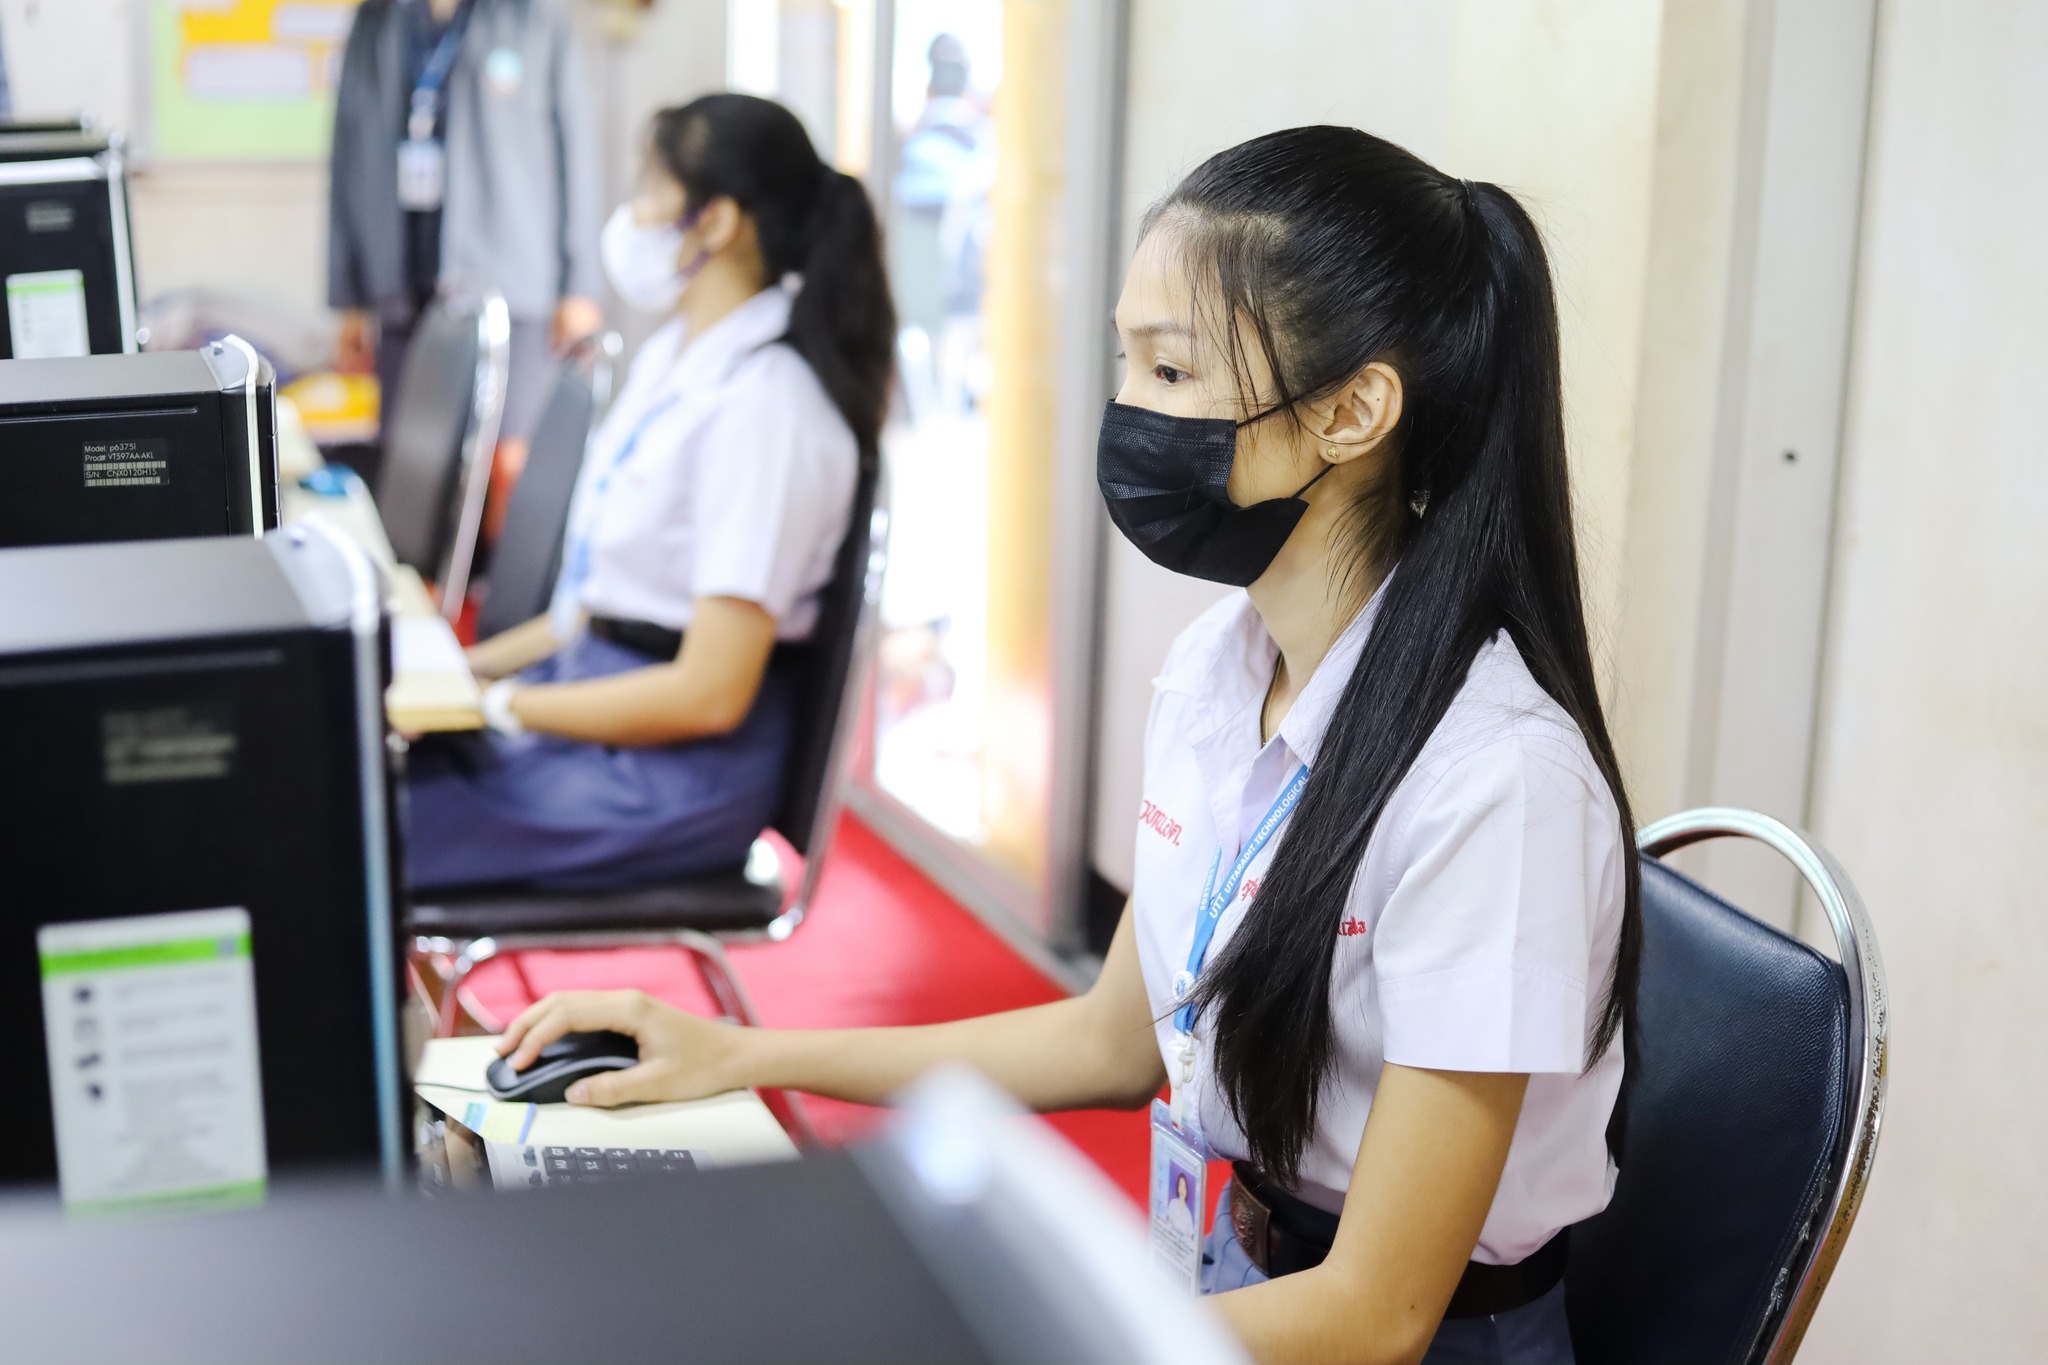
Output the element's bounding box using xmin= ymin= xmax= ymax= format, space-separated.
xmin=587 ymin=614 xmax=810 ymax=672
xmin=1228 ymin=1163 xmax=1567 ymax=1319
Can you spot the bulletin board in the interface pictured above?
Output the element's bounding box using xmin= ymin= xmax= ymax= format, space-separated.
xmin=142 ymin=0 xmax=360 ymax=162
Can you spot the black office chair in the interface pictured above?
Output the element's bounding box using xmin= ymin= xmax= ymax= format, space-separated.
xmin=1567 ymin=808 xmax=1888 ymax=1364
xmin=473 ymin=332 xmax=620 ymax=642
xmin=374 ymin=293 xmax=510 ymax=623
xmin=408 ymin=466 xmax=890 ymax=1141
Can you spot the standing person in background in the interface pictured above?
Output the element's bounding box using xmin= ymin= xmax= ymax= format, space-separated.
xmin=328 ymin=0 xmax=603 ymax=450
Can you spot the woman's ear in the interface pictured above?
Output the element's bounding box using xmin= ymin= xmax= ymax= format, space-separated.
xmin=1316 ymin=361 xmax=1404 ymax=462
xmin=692 ymin=196 xmax=746 ymax=253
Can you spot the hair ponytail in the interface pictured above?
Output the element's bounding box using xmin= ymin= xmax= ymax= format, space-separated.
xmin=789 ymin=169 xmax=895 ymax=468
xmin=1162 ymin=128 xmax=1641 ymax=1184
xmin=651 ymin=95 xmax=895 ymax=465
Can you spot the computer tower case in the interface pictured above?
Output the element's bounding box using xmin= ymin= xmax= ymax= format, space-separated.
xmin=0 ymin=525 xmax=408 ymax=1192
xmin=0 ymin=337 xmax=281 ymax=550
xmin=0 ymin=130 xmax=139 ymax=356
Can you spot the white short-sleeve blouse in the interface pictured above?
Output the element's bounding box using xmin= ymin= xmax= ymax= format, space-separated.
xmin=1129 ymin=587 xmax=1627 ymax=1264
xmin=553 ymin=283 xmax=857 ymax=642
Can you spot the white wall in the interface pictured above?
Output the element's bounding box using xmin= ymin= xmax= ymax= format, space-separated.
xmin=1441 ymin=1 xmax=1665 ymax=688
xmin=1798 ymin=2 xmax=2048 ymax=1358
xmin=1 ymin=0 xmax=140 ymax=133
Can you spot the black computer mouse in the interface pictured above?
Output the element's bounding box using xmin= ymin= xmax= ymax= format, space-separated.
xmin=484 ymin=1030 xmax=640 ymax=1103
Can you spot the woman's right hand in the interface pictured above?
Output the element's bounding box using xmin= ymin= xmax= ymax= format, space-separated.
xmin=335 ymin=310 xmax=376 ymax=375
xmin=495 ymin=990 xmax=750 ymax=1107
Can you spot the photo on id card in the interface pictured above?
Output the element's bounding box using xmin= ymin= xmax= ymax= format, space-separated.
xmin=1149 ymin=1098 xmax=1206 ymax=1294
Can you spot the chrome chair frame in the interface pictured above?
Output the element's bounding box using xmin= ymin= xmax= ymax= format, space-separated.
xmin=1635 ymin=807 xmax=1888 ymax=1364
xmin=433 ymin=294 xmax=511 ymax=622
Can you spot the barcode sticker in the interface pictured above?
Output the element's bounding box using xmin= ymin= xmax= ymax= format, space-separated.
xmin=83 ymin=438 xmax=170 ymax=489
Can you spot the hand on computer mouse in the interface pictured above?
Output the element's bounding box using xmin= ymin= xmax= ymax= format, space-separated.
xmin=496 ymin=990 xmax=743 ymax=1107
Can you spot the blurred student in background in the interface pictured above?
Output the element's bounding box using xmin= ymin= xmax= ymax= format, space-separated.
xmin=328 ymin=0 xmax=602 ymax=445
xmin=405 ymin=94 xmax=894 ymax=891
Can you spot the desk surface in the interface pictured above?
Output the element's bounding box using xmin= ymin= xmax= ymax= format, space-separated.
xmin=281 ymin=473 xmax=483 ymax=733
xmin=0 ymin=1157 xmax=992 ymax=1365
xmin=414 ymin=1036 xmax=800 ymax=1170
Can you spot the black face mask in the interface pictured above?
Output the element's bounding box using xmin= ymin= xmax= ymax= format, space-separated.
xmin=1095 ymin=400 xmax=1332 ymax=586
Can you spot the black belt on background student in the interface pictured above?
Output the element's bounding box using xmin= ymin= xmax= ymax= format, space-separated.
xmin=587 ymin=614 xmax=811 ymax=673
xmin=1228 ymin=1163 xmax=1568 ymax=1319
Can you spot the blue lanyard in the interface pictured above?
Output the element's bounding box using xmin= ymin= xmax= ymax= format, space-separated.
xmin=409 ymin=1 xmax=474 ymax=133
xmin=590 ymin=393 xmax=682 ymax=501
xmin=1173 ymin=764 xmax=1310 ymax=1035
xmin=551 ymin=393 xmax=683 ymax=626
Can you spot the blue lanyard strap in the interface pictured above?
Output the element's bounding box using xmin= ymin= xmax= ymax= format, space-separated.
xmin=1173 ymin=763 xmax=1309 ymax=1034
xmin=551 ymin=393 xmax=684 ymax=628
xmin=592 ymin=393 xmax=684 ymax=499
xmin=411 ymin=1 xmax=475 ymax=118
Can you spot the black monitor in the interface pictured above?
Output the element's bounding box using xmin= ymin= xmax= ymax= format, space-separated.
xmin=0 ymin=527 xmax=408 ymax=1205
xmin=0 ymin=1081 xmax=1238 ymax=1365
xmin=0 ymin=338 xmax=281 ymax=549
xmin=0 ymin=132 xmax=137 ymax=357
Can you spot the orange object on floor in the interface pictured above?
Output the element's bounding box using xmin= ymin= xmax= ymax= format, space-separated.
xmin=462 ymin=813 xmax=1152 ymax=1206
xmin=481 ymin=436 xmax=529 ymax=550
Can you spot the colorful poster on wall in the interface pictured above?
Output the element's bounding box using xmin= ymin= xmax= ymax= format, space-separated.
xmin=145 ymin=0 xmax=360 ymax=161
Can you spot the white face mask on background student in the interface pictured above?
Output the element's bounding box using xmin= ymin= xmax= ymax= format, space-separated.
xmin=599 ymin=203 xmax=706 ymax=314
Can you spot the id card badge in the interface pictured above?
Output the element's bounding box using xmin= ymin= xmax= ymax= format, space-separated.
xmin=397 ymin=138 xmax=447 ymax=210
xmin=1149 ymin=1097 xmax=1208 ymax=1295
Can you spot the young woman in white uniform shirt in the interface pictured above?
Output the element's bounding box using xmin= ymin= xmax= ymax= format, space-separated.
xmin=496 ymin=127 xmax=1639 ymax=1363
xmin=405 ymin=95 xmax=893 ymax=890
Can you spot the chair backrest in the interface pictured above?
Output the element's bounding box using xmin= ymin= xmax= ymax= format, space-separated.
xmin=1567 ymin=810 xmax=1887 ymax=1365
xmin=769 ymin=459 xmax=886 ymax=864
xmin=474 ymin=333 xmax=618 ymax=641
xmin=374 ymin=294 xmax=508 ymax=621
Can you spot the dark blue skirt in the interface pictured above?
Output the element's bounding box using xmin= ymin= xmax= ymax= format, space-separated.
xmin=403 ymin=632 xmax=794 ymax=892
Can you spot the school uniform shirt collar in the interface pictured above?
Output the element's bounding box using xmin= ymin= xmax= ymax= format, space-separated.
xmin=1278 ymin=573 xmax=1393 ymax=767
xmin=669 ymin=283 xmax=795 ymax=391
xmin=1154 ymin=572 xmax=1395 ymax=770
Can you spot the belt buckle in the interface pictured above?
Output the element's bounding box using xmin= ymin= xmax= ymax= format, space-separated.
xmin=1230 ymin=1176 xmax=1275 ymax=1276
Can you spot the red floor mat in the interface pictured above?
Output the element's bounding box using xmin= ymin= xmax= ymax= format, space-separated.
xmin=464 ymin=814 xmax=1151 ymax=1206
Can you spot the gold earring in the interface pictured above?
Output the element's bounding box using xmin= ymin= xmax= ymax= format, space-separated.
xmin=1325 ymin=444 xmax=1338 ymax=458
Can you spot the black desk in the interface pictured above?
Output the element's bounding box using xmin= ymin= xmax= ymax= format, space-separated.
xmin=0 ymin=1153 xmax=990 ymax=1364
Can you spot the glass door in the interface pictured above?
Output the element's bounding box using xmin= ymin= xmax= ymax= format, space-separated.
xmin=750 ymin=0 xmax=1123 ymax=951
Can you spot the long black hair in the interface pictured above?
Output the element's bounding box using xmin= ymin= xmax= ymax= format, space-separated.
xmin=1167 ymin=127 xmax=1641 ymax=1184
xmin=651 ymin=94 xmax=895 ymax=466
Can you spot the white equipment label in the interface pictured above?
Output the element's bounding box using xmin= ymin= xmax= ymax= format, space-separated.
xmin=38 ymin=908 xmax=268 ymax=1211
xmin=83 ymin=438 xmax=171 ymax=490
xmin=5 ymin=269 xmax=91 ymax=359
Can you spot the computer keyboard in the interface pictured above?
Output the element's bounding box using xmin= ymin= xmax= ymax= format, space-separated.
xmin=498 ymin=1144 xmax=699 ymax=1189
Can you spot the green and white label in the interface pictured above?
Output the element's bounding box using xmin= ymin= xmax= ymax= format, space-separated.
xmin=38 ymin=908 xmax=268 ymax=1211
xmin=5 ymin=269 xmax=90 ymax=359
